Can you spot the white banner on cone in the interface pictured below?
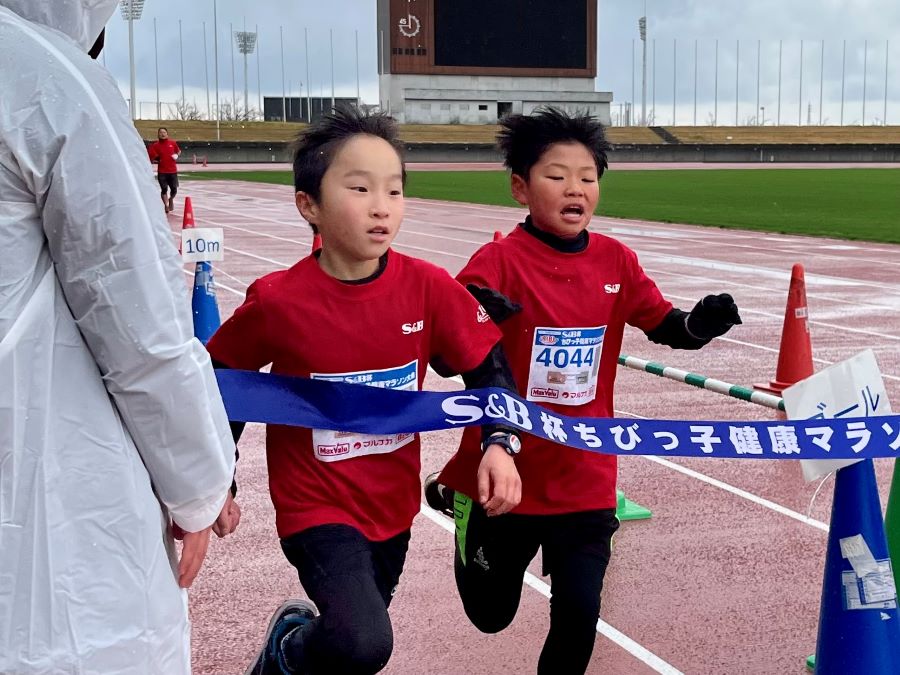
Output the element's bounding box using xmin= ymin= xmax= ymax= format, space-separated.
xmin=783 ymin=349 xmax=893 ymax=482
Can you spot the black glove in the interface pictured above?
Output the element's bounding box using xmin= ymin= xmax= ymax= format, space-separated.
xmin=686 ymin=293 xmax=742 ymax=341
xmin=466 ymin=284 xmax=522 ymax=324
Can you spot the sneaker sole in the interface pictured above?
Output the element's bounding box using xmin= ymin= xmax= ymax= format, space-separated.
xmin=243 ymin=598 xmax=317 ymax=675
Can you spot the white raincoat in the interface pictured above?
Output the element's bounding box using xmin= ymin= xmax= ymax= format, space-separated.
xmin=0 ymin=2 xmax=236 ymax=673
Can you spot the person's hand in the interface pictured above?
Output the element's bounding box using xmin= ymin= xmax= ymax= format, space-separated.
xmin=477 ymin=446 xmax=521 ymax=517
xmin=212 ymin=492 xmax=241 ymax=538
xmin=466 ymin=284 xmax=522 ymax=324
xmin=177 ymin=527 xmax=212 ymax=588
xmin=686 ymin=293 xmax=742 ymax=340
xmin=171 ymin=153 xmax=179 ymax=161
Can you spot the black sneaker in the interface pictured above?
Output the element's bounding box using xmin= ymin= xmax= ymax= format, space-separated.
xmin=244 ymin=598 xmax=317 ymax=675
xmin=424 ymin=472 xmax=454 ymax=518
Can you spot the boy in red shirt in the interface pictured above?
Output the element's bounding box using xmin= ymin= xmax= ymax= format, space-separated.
xmin=427 ymin=108 xmax=741 ymax=674
xmin=206 ymin=107 xmax=522 ymax=675
xmin=147 ymin=127 xmax=180 ymax=213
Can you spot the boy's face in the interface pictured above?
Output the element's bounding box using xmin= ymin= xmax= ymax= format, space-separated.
xmin=511 ymin=142 xmax=599 ymax=239
xmin=296 ymin=134 xmax=404 ymax=268
xmin=158 ymin=128 xmax=168 ymax=140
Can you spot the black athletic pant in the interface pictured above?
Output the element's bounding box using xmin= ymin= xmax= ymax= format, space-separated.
xmin=280 ymin=524 xmax=410 ymax=675
xmin=157 ymin=172 xmax=178 ymax=197
xmin=454 ymin=494 xmax=619 ymax=675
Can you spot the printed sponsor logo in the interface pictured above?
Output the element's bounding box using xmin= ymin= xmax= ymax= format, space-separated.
xmin=473 ymin=547 xmax=490 ymax=571
xmin=562 ymin=387 xmax=595 ymax=401
xmin=318 ymin=443 xmax=350 ymax=456
xmin=604 ymin=283 xmax=621 ymax=294
xmin=402 ymin=320 xmax=424 ymax=334
xmin=538 ymin=334 xmax=558 ymax=346
xmin=530 ymin=387 xmax=559 ymax=399
xmin=476 ymin=306 xmax=491 ymax=323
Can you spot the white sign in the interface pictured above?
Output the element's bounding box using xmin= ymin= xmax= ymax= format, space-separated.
xmin=782 ymin=349 xmax=892 ymax=481
xmin=182 ymin=227 xmax=224 ymax=262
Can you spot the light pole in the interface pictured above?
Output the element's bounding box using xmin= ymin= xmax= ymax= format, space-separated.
xmin=203 ymin=21 xmax=211 ymax=118
xmin=179 ymin=19 xmax=185 ymax=105
xmin=256 ymin=25 xmax=262 ymax=116
xmin=230 ymin=22 xmax=236 ymax=118
xmin=119 ymin=0 xmax=145 ymax=120
xmin=280 ymin=25 xmax=286 ymax=122
xmin=639 ymin=10 xmax=647 ymax=125
xmin=235 ymin=25 xmax=258 ymax=120
xmin=153 ymin=17 xmax=159 ymax=119
xmin=213 ymin=0 xmax=220 ymax=139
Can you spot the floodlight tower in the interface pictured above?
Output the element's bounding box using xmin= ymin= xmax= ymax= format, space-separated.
xmin=120 ymin=0 xmax=146 ymax=120
xmin=235 ymin=26 xmax=257 ymax=120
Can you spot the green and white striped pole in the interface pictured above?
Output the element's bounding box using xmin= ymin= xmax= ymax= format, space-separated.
xmin=618 ymin=354 xmax=785 ymax=412
xmin=613 ymin=354 xmax=786 ymax=523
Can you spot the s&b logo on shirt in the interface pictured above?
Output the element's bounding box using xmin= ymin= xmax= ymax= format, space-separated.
xmin=402 ymin=320 xmax=424 ymax=334
xmin=476 ymin=306 xmax=490 ymax=323
xmin=604 ymin=283 xmax=621 ymax=294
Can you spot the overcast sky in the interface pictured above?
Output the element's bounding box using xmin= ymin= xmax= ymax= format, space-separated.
xmin=102 ymin=0 xmax=900 ymax=125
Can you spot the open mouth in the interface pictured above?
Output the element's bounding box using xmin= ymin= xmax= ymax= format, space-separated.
xmin=368 ymin=226 xmax=390 ymax=240
xmin=561 ymin=204 xmax=585 ymax=218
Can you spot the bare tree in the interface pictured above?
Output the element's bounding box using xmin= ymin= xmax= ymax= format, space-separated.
xmin=174 ymin=99 xmax=205 ymax=121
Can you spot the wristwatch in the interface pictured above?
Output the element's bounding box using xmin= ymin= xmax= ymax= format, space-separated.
xmin=482 ymin=431 xmax=522 ymax=457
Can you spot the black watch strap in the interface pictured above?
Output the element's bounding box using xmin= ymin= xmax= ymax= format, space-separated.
xmin=482 ymin=431 xmax=522 ymax=456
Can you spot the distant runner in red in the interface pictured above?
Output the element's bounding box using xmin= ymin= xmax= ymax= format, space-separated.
xmin=147 ymin=127 xmax=180 ymax=213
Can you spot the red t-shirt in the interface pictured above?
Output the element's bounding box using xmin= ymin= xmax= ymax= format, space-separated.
xmin=439 ymin=226 xmax=672 ymax=514
xmin=207 ymin=251 xmax=500 ymax=541
xmin=148 ymin=138 xmax=180 ymax=174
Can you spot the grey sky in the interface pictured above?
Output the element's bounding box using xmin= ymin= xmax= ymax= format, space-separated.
xmin=103 ymin=0 xmax=900 ymax=125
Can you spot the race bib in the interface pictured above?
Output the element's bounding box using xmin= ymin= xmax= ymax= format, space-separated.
xmin=526 ymin=326 xmax=604 ymax=406
xmin=310 ymin=361 xmax=418 ymax=462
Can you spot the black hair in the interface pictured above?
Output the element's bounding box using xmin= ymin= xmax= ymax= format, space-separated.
xmin=158 ymin=127 xmax=168 ymax=133
xmin=292 ymin=105 xmax=406 ymax=201
xmin=497 ymin=107 xmax=611 ymax=180
xmin=88 ymin=29 xmax=105 ymax=60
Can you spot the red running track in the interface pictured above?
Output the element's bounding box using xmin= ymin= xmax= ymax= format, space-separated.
xmin=170 ymin=180 xmax=900 ymax=674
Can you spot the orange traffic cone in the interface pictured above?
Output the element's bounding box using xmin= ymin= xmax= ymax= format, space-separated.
xmin=178 ymin=196 xmax=195 ymax=254
xmin=182 ymin=196 xmax=195 ymax=230
xmin=312 ymin=234 xmax=322 ymax=252
xmin=756 ymin=263 xmax=813 ymax=395
xmin=493 ymin=230 xmax=503 ymax=242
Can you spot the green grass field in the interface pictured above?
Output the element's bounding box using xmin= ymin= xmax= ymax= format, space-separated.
xmin=183 ymin=169 xmax=900 ymax=244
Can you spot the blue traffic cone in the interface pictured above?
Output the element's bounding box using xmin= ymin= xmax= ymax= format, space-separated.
xmin=191 ymin=260 xmax=221 ymax=344
xmin=813 ymin=459 xmax=900 ymax=674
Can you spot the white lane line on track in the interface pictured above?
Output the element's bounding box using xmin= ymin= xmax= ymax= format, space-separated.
xmin=664 ymin=291 xmax=900 ymax=343
xmin=612 ymin=410 xmax=830 ymax=531
xmin=636 ymin=252 xmax=900 ymax=294
xmin=639 ymin=456 xmax=830 ymax=533
xmin=209 ymin=237 xmax=900 ymax=382
xmin=418 ymin=506 xmax=684 ymax=675
xmin=646 ymin=266 xmax=900 ymax=313
xmin=607 ymin=225 xmax=900 ymax=270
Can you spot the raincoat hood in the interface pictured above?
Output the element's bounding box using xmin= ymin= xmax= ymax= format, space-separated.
xmin=0 ymin=0 xmax=117 ymax=50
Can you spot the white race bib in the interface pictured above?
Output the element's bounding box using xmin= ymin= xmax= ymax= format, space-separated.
xmin=526 ymin=326 xmax=605 ymax=406
xmin=310 ymin=361 xmax=418 ymax=462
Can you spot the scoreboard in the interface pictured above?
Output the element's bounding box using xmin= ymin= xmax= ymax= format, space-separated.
xmin=389 ymin=0 xmax=597 ymax=77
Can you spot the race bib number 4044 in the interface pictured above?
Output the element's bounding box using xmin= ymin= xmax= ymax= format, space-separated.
xmin=527 ymin=326 xmax=605 ymax=406
xmin=310 ymin=361 xmax=418 ymax=462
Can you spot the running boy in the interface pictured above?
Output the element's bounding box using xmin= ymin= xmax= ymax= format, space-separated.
xmin=427 ymin=107 xmax=742 ymax=674
xmin=206 ymin=106 xmax=522 ymax=675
